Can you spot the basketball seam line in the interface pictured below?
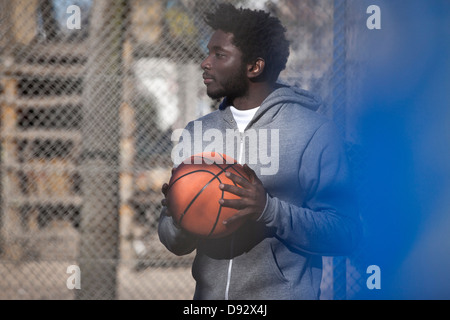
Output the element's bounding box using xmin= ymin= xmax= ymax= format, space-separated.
xmin=168 ymin=156 xmax=250 ymax=237
xmin=168 ymin=169 xmax=223 ymax=226
xmin=175 ymin=165 xmax=233 ymax=236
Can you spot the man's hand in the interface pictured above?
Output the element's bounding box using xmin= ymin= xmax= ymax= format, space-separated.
xmin=160 ymin=183 xmax=171 ymax=213
xmin=219 ymin=164 xmax=267 ymax=225
xmin=161 ymin=167 xmax=177 ymax=217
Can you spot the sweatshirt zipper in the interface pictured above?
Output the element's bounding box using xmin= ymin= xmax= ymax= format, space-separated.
xmin=225 ymin=131 xmax=244 ymax=300
xmin=224 ymin=235 xmax=235 ymax=300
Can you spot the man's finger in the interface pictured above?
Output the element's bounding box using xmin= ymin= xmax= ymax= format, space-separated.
xmin=242 ymin=164 xmax=262 ymax=184
xmin=225 ymin=171 xmax=251 ymax=188
xmin=219 ymin=197 xmax=246 ymax=210
xmin=219 ymin=183 xmax=248 ymax=197
xmin=223 ymin=210 xmax=251 ymax=225
xmin=161 ymin=183 xmax=169 ymax=196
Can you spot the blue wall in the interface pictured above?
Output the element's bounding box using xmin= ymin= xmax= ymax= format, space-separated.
xmin=354 ymin=0 xmax=450 ymax=299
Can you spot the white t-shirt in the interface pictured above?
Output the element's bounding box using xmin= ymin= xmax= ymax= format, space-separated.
xmin=229 ymin=106 xmax=260 ymax=132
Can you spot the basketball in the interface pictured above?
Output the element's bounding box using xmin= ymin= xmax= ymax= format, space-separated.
xmin=166 ymin=152 xmax=250 ymax=238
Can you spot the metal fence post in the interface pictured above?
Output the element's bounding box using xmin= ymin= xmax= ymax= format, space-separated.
xmin=77 ymin=0 xmax=127 ymax=300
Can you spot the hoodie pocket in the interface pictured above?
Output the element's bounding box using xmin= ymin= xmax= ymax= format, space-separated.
xmin=268 ymin=242 xmax=290 ymax=285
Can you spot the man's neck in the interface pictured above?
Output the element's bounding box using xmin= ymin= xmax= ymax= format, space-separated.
xmin=231 ymin=82 xmax=275 ymax=110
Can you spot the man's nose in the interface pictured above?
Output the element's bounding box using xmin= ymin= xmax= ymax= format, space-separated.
xmin=201 ymin=55 xmax=211 ymax=70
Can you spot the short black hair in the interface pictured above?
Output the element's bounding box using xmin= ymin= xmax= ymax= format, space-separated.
xmin=205 ymin=3 xmax=290 ymax=83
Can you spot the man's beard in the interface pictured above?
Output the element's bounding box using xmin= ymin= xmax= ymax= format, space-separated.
xmin=207 ymin=67 xmax=248 ymax=100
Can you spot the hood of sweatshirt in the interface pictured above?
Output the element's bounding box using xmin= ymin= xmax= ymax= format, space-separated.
xmin=218 ymin=84 xmax=322 ymax=129
xmin=219 ymin=84 xmax=321 ymax=111
xmin=262 ymin=84 xmax=321 ymax=111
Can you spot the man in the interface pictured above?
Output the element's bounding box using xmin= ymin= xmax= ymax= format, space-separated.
xmin=159 ymin=3 xmax=361 ymax=300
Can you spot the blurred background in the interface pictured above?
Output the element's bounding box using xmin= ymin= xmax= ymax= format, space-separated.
xmin=0 ymin=0 xmax=448 ymax=300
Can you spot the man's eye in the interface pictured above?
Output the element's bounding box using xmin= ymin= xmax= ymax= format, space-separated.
xmin=215 ymin=53 xmax=226 ymax=58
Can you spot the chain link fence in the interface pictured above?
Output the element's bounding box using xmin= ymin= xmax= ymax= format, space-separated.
xmin=0 ymin=0 xmax=367 ymax=299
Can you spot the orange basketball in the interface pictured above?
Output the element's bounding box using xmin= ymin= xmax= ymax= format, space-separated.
xmin=166 ymin=152 xmax=250 ymax=238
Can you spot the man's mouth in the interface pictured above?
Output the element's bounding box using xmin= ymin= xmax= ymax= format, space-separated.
xmin=203 ymin=74 xmax=214 ymax=85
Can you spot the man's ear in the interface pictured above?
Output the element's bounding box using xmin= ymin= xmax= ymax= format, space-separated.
xmin=247 ymin=58 xmax=265 ymax=79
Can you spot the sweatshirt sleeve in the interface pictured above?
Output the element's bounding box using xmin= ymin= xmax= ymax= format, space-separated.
xmin=158 ymin=206 xmax=198 ymax=256
xmin=257 ymin=121 xmax=361 ymax=256
xmin=158 ymin=120 xmax=199 ymax=256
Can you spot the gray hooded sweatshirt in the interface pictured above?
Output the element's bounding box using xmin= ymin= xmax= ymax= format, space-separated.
xmin=158 ymin=85 xmax=361 ymax=300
